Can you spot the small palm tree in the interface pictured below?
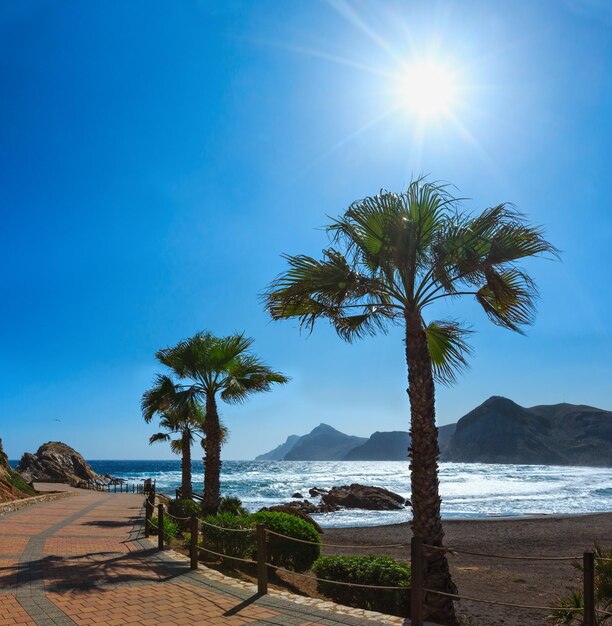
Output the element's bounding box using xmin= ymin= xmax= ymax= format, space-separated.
xmin=152 ymin=331 xmax=289 ymax=514
xmin=143 ymin=375 xmax=204 ymax=500
xmin=550 ymin=545 xmax=612 ymax=625
xmin=147 ymin=408 xmax=203 ymax=499
xmin=264 ymin=178 xmax=557 ymax=625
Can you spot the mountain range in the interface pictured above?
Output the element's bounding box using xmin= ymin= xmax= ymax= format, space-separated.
xmin=255 ymin=396 xmax=612 ymax=467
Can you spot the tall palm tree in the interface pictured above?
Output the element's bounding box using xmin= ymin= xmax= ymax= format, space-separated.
xmin=142 ymin=375 xmax=204 ymax=500
xmin=263 ymin=178 xmax=557 ymax=625
xmin=152 ymin=331 xmax=289 ymax=514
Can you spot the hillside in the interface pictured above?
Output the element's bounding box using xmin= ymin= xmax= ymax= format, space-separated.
xmin=254 ymin=397 xmax=611 ymax=467
xmin=283 ymin=424 xmax=368 ymax=461
xmin=0 ymin=438 xmax=36 ymax=502
xmin=340 ymin=423 xmax=457 ymax=460
xmin=255 ymin=435 xmax=300 ymax=461
xmin=444 ymin=396 xmax=612 ymax=466
xmin=343 ymin=431 xmax=410 ymax=460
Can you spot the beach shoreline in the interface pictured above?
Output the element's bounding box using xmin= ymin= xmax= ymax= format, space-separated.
xmin=317 ymin=509 xmax=612 ymax=528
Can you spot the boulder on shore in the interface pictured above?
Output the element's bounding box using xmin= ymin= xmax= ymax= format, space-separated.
xmin=321 ymin=483 xmax=409 ymax=510
xmin=16 ymin=442 xmax=109 ymax=488
xmin=258 ymin=504 xmax=324 ymax=533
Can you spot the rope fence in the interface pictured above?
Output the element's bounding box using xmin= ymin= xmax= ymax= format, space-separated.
xmin=265 ymin=528 xmax=408 ymax=549
xmin=195 ymin=544 xmax=258 ymax=565
xmin=264 ymin=563 xmax=409 ymax=590
xmin=141 ymin=496 xmax=606 ymax=626
xmin=422 ymin=587 xmax=585 ymax=612
xmin=199 ymin=519 xmax=255 ymax=533
xmin=164 ymin=512 xmax=192 ymax=522
xmin=423 ymin=543 xmax=579 ymax=561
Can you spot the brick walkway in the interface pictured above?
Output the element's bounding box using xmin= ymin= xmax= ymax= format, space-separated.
xmin=0 ymin=487 xmax=409 ymax=625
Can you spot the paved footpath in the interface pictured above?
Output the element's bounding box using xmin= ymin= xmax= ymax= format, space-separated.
xmin=0 ymin=486 xmax=408 ymax=626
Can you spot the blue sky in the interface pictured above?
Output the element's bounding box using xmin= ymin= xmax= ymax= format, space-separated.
xmin=1 ymin=0 xmax=611 ymax=460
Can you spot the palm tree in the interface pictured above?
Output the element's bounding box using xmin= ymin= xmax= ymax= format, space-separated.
xmin=152 ymin=331 xmax=289 ymax=514
xmin=142 ymin=375 xmax=204 ymax=500
xmin=263 ymin=178 xmax=557 ymax=625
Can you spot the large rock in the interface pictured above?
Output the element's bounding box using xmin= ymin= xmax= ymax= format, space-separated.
xmin=16 ymin=442 xmax=107 ymax=488
xmin=321 ymin=484 xmax=408 ymax=510
xmin=258 ymin=504 xmax=324 ymax=533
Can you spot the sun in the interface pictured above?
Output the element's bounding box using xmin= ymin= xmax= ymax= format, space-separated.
xmin=398 ymin=61 xmax=458 ymax=119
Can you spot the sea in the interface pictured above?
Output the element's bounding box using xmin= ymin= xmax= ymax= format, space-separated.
xmin=77 ymin=460 xmax=612 ymax=529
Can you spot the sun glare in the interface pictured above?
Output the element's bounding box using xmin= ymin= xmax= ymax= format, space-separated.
xmin=398 ymin=62 xmax=458 ymax=119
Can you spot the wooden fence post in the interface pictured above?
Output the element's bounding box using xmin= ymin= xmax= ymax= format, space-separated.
xmin=256 ymin=524 xmax=268 ymax=595
xmin=144 ymin=499 xmax=151 ymax=537
xmin=411 ymin=537 xmax=424 ymax=626
xmin=158 ymin=504 xmax=164 ymax=550
xmin=190 ymin=515 xmax=199 ymax=570
xmin=583 ymin=551 xmax=595 ymax=626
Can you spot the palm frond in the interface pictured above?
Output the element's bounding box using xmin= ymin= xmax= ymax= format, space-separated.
xmin=141 ymin=374 xmax=178 ymax=422
xmin=148 ymin=432 xmax=171 ymax=445
xmin=549 ymin=590 xmax=584 ymax=625
xmin=424 ymin=320 xmax=473 ymax=385
xmin=476 ymin=268 xmax=538 ymax=332
xmin=264 ymin=248 xmax=398 ymax=337
xmin=221 ymin=354 xmax=290 ymax=404
xmin=157 ymin=331 xmax=258 ymax=390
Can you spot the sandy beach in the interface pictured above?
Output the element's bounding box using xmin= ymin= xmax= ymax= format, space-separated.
xmin=321 ymin=512 xmax=612 ymax=625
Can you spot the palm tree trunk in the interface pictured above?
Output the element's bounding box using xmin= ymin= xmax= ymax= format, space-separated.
xmin=405 ymin=312 xmax=458 ymax=626
xmin=202 ymin=393 xmax=222 ymax=515
xmin=181 ymin=428 xmax=192 ymax=500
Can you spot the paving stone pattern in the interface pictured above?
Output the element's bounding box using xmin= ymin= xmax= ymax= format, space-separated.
xmin=0 ymin=488 xmax=411 ymax=625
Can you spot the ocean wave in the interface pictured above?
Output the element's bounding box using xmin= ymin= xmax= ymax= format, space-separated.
xmin=88 ymin=460 xmax=612 ymax=528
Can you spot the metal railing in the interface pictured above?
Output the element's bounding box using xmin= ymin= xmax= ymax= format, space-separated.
xmin=86 ymin=478 xmax=155 ymax=495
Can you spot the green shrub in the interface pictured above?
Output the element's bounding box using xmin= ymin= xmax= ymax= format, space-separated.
xmin=150 ymin=515 xmax=179 ymax=543
xmin=200 ymin=513 xmax=256 ymax=562
xmin=6 ymin=471 xmax=36 ymax=495
xmin=218 ymin=496 xmax=247 ymax=516
xmin=198 ymin=511 xmax=320 ymax=573
xmin=168 ymin=498 xmax=200 ymax=528
xmin=249 ymin=511 xmax=321 ymax=573
xmin=312 ymin=555 xmax=411 ymax=617
xmin=550 ymin=545 xmax=612 ymax=625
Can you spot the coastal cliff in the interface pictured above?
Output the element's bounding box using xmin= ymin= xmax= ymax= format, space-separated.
xmin=0 ymin=438 xmax=36 ymax=502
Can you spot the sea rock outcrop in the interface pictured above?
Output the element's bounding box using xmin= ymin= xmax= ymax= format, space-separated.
xmin=16 ymin=442 xmax=108 ymax=488
xmin=321 ymin=484 xmax=408 ymax=511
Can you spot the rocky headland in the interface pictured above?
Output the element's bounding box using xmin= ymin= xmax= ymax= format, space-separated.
xmin=16 ymin=441 xmax=111 ymax=488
